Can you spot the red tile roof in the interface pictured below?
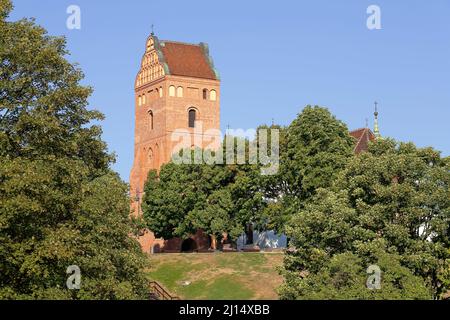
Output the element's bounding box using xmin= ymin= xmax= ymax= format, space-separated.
xmin=350 ymin=128 xmax=375 ymax=154
xmin=160 ymin=41 xmax=217 ymax=80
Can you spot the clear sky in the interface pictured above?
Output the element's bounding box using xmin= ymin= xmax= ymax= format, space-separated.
xmin=9 ymin=0 xmax=450 ymax=180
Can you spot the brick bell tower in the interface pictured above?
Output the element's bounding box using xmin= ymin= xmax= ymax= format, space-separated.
xmin=130 ymin=32 xmax=221 ymax=252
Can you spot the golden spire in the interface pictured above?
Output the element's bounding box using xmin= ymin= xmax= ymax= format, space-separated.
xmin=374 ymin=101 xmax=381 ymax=138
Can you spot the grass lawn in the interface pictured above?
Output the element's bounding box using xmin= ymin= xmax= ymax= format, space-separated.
xmin=146 ymin=252 xmax=284 ymax=300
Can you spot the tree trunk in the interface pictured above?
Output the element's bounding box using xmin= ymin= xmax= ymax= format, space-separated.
xmin=246 ymin=224 xmax=254 ymax=245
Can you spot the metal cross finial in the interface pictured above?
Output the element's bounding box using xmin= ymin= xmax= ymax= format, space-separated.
xmin=374 ymin=101 xmax=378 ymax=114
xmin=151 ymin=24 xmax=154 ymax=35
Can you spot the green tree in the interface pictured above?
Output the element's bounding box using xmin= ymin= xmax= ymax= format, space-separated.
xmin=142 ymin=159 xmax=235 ymax=241
xmin=281 ymin=251 xmax=431 ymax=300
xmin=142 ymin=138 xmax=268 ymax=245
xmin=283 ymin=105 xmax=354 ymax=201
xmin=0 ymin=1 xmax=149 ymax=299
xmin=280 ymin=139 xmax=450 ymax=299
xmin=265 ymin=106 xmax=355 ymax=234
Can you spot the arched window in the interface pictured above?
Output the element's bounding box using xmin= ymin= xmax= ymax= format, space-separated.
xmin=138 ymin=95 xmax=142 ymax=106
xmin=169 ymin=85 xmax=176 ymax=97
xmin=177 ymin=86 xmax=184 ymax=97
xmin=188 ymin=109 xmax=196 ymax=128
xmin=148 ymin=148 xmax=153 ymax=161
xmin=148 ymin=110 xmax=154 ymax=130
xmin=154 ymin=144 xmax=159 ymax=169
xmin=148 ymin=148 xmax=154 ymax=168
xmin=210 ymin=90 xmax=217 ymax=101
xmin=203 ymin=89 xmax=208 ymax=100
xmin=159 ymin=86 xmax=163 ymax=98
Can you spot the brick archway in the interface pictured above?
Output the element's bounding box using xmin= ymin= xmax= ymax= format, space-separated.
xmin=152 ymin=243 xmax=161 ymax=254
xmin=181 ymin=238 xmax=197 ymax=252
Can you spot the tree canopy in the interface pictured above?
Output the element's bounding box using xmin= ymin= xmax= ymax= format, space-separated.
xmin=142 ymin=140 xmax=267 ymax=244
xmin=142 ymin=106 xmax=358 ymax=245
xmin=280 ymin=139 xmax=450 ymax=299
xmin=0 ymin=1 xmax=149 ymax=299
xmin=264 ymin=105 xmax=355 ymax=234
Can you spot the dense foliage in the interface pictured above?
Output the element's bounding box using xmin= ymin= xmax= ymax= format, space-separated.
xmin=0 ymin=1 xmax=149 ymax=299
xmin=142 ymin=139 xmax=267 ymax=244
xmin=264 ymin=106 xmax=355 ymax=234
xmin=280 ymin=140 xmax=449 ymax=299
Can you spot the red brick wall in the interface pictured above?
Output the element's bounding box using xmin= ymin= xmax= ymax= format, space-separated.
xmin=138 ymin=230 xmax=210 ymax=254
xmin=130 ymin=74 xmax=220 ymax=252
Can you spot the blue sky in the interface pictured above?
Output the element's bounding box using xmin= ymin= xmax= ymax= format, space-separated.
xmin=9 ymin=0 xmax=450 ymax=180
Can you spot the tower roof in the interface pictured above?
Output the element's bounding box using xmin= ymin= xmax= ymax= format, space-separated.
xmin=350 ymin=128 xmax=376 ymax=154
xmin=136 ymin=35 xmax=220 ymax=88
xmin=159 ymin=41 xmax=218 ymax=80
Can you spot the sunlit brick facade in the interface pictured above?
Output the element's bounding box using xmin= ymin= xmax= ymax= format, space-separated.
xmin=130 ymin=33 xmax=221 ymax=253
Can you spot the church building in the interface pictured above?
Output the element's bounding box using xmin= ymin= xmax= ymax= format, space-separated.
xmin=130 ymin=33 xmax=221 ymax=253
xmin=130 ymin=32 xmax=379 ymax=254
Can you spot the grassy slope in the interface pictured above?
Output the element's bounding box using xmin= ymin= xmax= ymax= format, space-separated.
xmin=146 ymin=252 xmax=284 ymax=300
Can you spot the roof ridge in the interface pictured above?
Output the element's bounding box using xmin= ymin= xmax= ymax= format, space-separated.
xmin=160 ymin=40 xmax=201 ymax=47
xmin=355 ymin=131 xmax=365 ymax=151
xmin=350 ymin=127 xmax=367 ymax=133
xmin=158 ymin=39 xmax=218 ymax=80
xmin=351 ymin=127 xmax=377 ymax=154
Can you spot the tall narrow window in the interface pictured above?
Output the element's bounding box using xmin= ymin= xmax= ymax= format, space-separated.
xmin=149 ymin=110 xmax=154 ymax=130
xmin=148 ymin=148 xmax=154 ymax=168
xmin=138 ymin=95 xmax=142 ymax=106
xmin=203 ymin=89 xmax=208 ymax=100
xmin=210 ymin=90 xmax=217 ymax=101
xmin=169 ymin=85 xmax=176 ymax=97
xmin=159 ymin=86 xmax=163 ymax=97
xmin=177 ymin=86 xmax=184 ymax=97
xmin=188 ymin=109 xmax=196 ymax=128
